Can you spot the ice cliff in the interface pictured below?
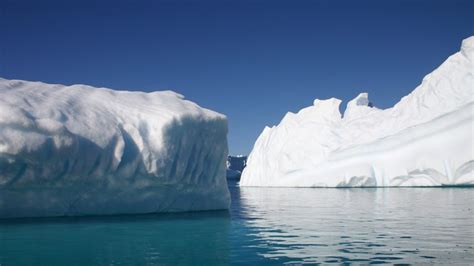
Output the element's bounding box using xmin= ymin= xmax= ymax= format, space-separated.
xmin=241 ymin=36 xmax=474 ymax=187
xmin=0 ymin=79 xmax=230 ymax=218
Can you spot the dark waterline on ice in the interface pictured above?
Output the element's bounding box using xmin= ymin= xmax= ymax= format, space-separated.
xmin=0 ymin=180 xmax=473 ymax=265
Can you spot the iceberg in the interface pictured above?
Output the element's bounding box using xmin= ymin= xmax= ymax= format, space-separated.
xmin=0 ymin=78 xmax=230 ymax=218
xmin=241 ymin=36 xmax=474 ymax=187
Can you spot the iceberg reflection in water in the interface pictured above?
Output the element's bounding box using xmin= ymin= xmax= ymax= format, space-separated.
xmin=0 ymin=212 xmax=232 ymax=265
xmin=236 ymin=183 xmax=474 ymax=264
xmin=0 ymin=181 xmax=472 ymax=265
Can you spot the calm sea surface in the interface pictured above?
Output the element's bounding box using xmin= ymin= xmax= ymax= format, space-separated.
xmin=1 ymin=180 xmax=473 ymax=265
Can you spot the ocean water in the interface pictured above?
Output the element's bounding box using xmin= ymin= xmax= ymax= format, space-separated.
xmin=0 ymin=181 xmax=473 ymax=265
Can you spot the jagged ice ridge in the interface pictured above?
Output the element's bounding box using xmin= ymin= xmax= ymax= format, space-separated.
xmin=241 ymin=36 xmax=474 ymax=187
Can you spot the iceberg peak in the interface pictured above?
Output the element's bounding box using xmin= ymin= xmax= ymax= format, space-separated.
xmin=348 ymin=92 xmax=370 ymax=107
xmin=343 ymin=92 xmax=377 ymax=119
xmin=312 ymin=98 xmax=342 ymax=118
xmin=461 ymin=36 xmax=474 ymax=61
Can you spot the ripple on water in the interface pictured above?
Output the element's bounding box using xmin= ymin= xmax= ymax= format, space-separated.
xmin=0 ymin=183 xmax=472 ymax=265
xmin=236 ymin=185 xmax=474 ymax=264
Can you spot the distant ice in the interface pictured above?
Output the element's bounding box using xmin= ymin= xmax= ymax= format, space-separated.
xmin=226 ymin=155 xmax=247 ymax=179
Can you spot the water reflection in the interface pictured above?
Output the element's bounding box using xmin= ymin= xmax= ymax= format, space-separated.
xmin=0 ymin=212 xmax=231 ymax=265
xmin=237 ymin=185 xmax=474 ymax=264
xmin=0 ymin=183 xmax=472 ymax=265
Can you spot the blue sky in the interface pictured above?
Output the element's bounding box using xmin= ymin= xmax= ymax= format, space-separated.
xmin=1 ymin=0 xmax=473 ymax=155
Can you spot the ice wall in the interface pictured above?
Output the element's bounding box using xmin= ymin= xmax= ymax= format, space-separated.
xmin=0 ymin=79 xmax=230 ymax=218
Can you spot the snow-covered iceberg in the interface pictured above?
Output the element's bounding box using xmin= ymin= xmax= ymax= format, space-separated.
xmin=0 ymin=78 xmax=230 ymax=218
xmin=241 ymin=36 xmax=474 ymax=187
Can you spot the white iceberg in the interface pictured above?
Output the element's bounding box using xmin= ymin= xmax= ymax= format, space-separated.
xmin=241 ymin=36 xmax=474 ymax=187
xmin=0 ymin=78 xmax=230 ymax=218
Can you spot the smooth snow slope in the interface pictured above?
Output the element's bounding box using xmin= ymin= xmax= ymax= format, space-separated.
xmin=0 ymin=79 xmax=230 ymax=218
xmin=241 ymin=36 xmax=474 ymax=187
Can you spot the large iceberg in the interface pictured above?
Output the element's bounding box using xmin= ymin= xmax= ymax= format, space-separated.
xmin=241 ymin=36 xmax=474 ymax=187
xmin=0 ymin=78 xmax=230 ymax=218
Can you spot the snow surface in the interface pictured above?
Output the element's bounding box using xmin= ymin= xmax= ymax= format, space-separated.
xmin=241 ymin=36 xmax=474 ymax=187
xmin=0 ymin=79 xmax=230 ymax=218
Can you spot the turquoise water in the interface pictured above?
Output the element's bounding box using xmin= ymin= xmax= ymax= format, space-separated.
xmin=1 ymin=181 xmax=473 ymax=265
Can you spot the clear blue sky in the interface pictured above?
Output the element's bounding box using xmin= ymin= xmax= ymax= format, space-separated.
xmin=1 ymin=0 xmax=473 ymax=155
